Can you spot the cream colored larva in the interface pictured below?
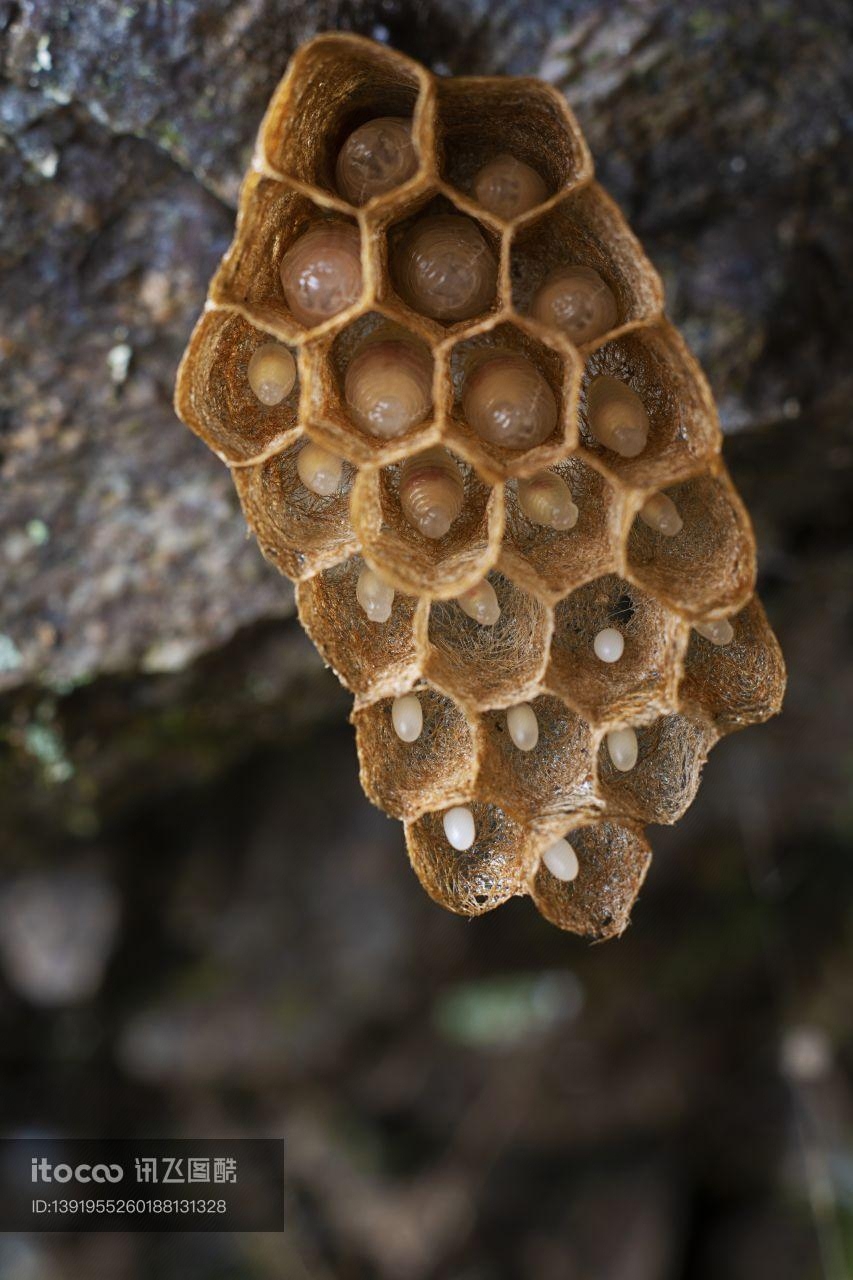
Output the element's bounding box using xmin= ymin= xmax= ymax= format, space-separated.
xmin=456 ymin=579 xmax=501 ymax=626
xmin=345 ymin=337 xmax=433 ymax=439
xmin=639 ymin=492 xmax=683 ymax=536
xmin=296 ymin=441 xmax=343 ymax=496
xmin=356 ymin=565 xmax=395 ymax=622
xmin=247 ymin=342 xmax=297 ymax=405
xmin=587 ymin=374 xmax=649 ymax=458
xmin=398 ymin=446 xmax=464 ymax=539
xmin=279 ymin=223 xmax=363 ymax=327
xmin=462 ymin=352 xmax=557 ymax=450
xmin=695 ymin=618 xmax=734 ymax=646
xmin=335 ymin=117 xmax=417 ymax=205
xmin=393 ymin=215 xmax=497 ymax=322
xmin=531 ymin=265 xmax=618 ymax=346
xmin=472 ymin=153 xmax=548 ymax=220
xmin=517 ymin=471 xmax=578 ymax=530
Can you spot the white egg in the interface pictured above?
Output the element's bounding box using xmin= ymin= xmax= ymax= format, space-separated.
xmin=506 ymin=703 xmax=539 ymax=751
xmin=606 ymin=727 xmax=638 ymax=772
xmin=593 ymin=627 xmax=625 ymax=663
xmin=542 ymin=838 xmax=579 ymax=882
xmin=443 ymin=806 xmax=476 ymax=851
xmin=391 ymin=694 xmax=423 ymax=743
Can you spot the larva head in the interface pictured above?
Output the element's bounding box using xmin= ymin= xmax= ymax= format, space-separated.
xmin=472 ymin=153 xmax=548 ymax=220
xmin=462 ymin=352 xmax=557 ymax=450
xmin=586 ymin=374 xmax=649 ymax=458
xmin=344 ymin=337 xmax=433 ymax=439
xmin=531 ymin=265 xmax=618 ymax=346
xmin=398 ymin=446 xmax=465 ymax=540
xmin=336 ymin=116 xmax=417 ymax=205
xmin=279 ymin=222 xmax=363 ymax=328
xmin=393 ymin=215 xmax=497 ymax=322
xmin=516 ymin=470 xmax=578 ymax=529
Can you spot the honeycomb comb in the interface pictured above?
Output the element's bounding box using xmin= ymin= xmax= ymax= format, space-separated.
xmin=175 ymin=34 xmax=785 ymax=939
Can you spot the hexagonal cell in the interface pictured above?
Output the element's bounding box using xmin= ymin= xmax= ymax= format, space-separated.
xmin=308 ymin=310 xmax=441 ymax=466
xmin=626 ymin=470 xmax=757 ymax=619
xmin=425 ymin=571 xmax=550 ymax=708
xmin=500 ymin=457 xmax=621 ymax=603
xmin=351 ymin=449 xmax=502 ymax=598
xmin=382 ymin=192 xmax=502 ymax=332
xmin=259 ymin=34 xmax=431 ymax=203
xmin=296 ymin=556 xmax=425 ymax=702
xmin=405 ymin=802 xmax=530 ymax=916
xmin=679 ymin=597 xmax=786 ymax=732
xmin=476 ymin=695 xmax=597 ymax=825
xmin=596 ymin=714 xmax=713 ymax=825
xmin=233 ymin=439 xmax=356 ymax=580
xmin=352 ymin=688 xmax=475 ymax=821
xmin=546 ymin=574 xmax=685 ymax=725
xmin=529 ymin=820 xmax=651 ymax=939
xmin=434 ymin=77 xmax=591 ymax=223
xmin=511 ymin=184 xmax=663 ymax=342
xmin=210 ymin=178 xmax=364 ymax=339
xmin=176 ymin=310 xmax=302 ymax=465
xmin=578 ymin=322 xmax=720 ymax=490
xmin=445 ymin=320 xmax=580 ymax=481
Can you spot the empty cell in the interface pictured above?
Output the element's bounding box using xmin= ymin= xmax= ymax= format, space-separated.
xmin=596 ymin=715 xmax=712 ymax=825
xmin=531 ymin=821 xmax=652 ymax=938
xmin=233 ymin=441 xmax=355 ymax=580
xmin=546 ymin=575 xmax=683 ymax=724
xmin=176 ymin=312 xmax=301 ymax=464
xmin=626 ymin=472 xmax=757 ymax=616
xmin=353 ymin=689 xmax=474 ymax=820
xmin=426 ymin=573 xmax=550 ymax=708
xmin=679 ymin=597 xmax=786 ymax=731
xmin=406 ymin=803 xmax=530 ymax=916
xmin=296 ymin=557 xmax=423 ymax=701
xmin=477 ymin=695 xmax=595 ymax=823
xmin=261 ymin=35 xmax=427 ymax=197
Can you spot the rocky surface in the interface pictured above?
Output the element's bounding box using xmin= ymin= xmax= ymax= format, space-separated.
xmin=1 ymin=2 xmax=852 ymax=1277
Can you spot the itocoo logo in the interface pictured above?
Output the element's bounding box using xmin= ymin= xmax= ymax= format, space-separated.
xmin=31 ymin=1158 xmax=123 ymax=1184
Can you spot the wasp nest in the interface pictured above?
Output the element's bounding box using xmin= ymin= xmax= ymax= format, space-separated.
xmin=175 ymin=34 xmax=785 ymax=939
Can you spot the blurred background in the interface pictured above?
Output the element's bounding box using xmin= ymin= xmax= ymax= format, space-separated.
xmin=1 ymin=1 xmax=851 ymax=1276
